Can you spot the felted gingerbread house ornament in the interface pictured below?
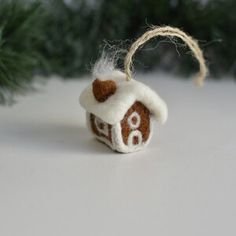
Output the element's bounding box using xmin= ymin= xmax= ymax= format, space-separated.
xmin=80 ymin=67 xmax=168 ymax=153
xmin=79 ymin=26 xmax=208 ymax=153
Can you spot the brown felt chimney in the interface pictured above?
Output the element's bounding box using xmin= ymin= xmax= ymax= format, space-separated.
xmin=92 ymin=79 xmax=117 ymax=102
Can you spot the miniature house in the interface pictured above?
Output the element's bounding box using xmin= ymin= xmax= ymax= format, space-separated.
xmin=79 ymin=69 xmax=168 ymax=153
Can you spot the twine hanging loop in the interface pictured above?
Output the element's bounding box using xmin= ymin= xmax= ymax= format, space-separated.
xmin=124 ymin=26 xmax=208 ymax=86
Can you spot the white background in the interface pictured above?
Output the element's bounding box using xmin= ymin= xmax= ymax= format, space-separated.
xmin=0 ymin=74 xmax=235 ymax=236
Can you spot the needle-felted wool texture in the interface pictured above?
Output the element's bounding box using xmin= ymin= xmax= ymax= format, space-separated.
xmin=120 ymin=101 xmax=150 ymax=145
xmin=79 ymin=26 xmax=208 ymax=153
xmin=92 ymin=79 xmax=117 ymax=102
xmin=79 ymin=57 xmax=168 ymax=153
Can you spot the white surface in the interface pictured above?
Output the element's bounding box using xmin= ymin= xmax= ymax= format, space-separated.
xmin=0 ymin=74 xmax=236 ymax=236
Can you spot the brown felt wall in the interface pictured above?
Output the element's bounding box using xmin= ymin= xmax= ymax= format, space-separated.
xmin=121 ymin=101 xmax=150 ymax=145
xmin=90 ymin=113 xmax=113 ymax=143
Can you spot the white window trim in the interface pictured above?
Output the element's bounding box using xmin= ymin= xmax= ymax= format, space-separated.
xmin=127 ymin=130 xmax=142 ymax=147
xmin=94 ymin=116 xmax=109 ymax=137
xmin=127 ymin=111 xmax=141 ymax=129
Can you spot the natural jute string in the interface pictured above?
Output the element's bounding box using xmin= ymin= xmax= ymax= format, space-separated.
xmin=124 ymin=26 xmax=208 ymax=86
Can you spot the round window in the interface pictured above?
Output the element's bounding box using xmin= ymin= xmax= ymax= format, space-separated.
xmin=127 ymin=111 xmax=141 ymax=129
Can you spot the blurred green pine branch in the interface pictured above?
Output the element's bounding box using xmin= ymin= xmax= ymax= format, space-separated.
xmin=0 ymin=0 xmax=236 ymax=104
xmin=0 ymin=0 xmax=45 ymax=104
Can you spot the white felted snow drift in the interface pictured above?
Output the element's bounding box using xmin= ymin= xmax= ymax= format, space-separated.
xmin=80 ymin=70 xmax=168 ymax=125
xmin=79 ymin=26 xmax=208 ymax=153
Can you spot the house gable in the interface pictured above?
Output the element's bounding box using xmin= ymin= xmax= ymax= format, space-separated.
xmin=120 ymin=101 xmax=150 ymax=145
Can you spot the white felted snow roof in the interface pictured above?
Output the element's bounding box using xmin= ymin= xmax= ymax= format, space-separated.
xmin=79 ymin=70 xmax=168 ymax=125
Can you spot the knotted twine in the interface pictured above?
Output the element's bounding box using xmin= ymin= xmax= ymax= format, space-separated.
xmin=124 ymin=26 xmax=208 ymax=86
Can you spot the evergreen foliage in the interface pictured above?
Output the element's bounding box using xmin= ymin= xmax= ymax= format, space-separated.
xmin=0 ymin=0 xmax=235 ymax=104
xmin=0 ymin=0 xmax=45 ymax=104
